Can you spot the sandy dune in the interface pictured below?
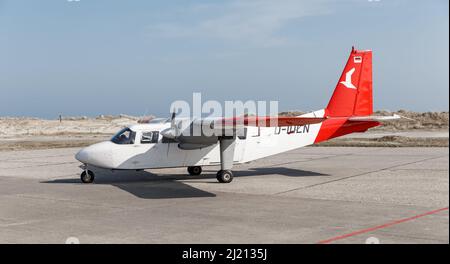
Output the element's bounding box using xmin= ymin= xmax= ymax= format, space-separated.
xmin=0 ymin=111 xmax=448 ymax=151
xmin=0 ymin=115 xmax=138 ymax=139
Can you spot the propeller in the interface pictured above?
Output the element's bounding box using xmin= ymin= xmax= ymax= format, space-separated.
xmin=161 ymin=109 xmax=180 ymax=139
xmin=170 ymin=110 xmax=176 ymax=128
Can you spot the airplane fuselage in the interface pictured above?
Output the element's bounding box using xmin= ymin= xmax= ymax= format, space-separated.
xmin=76 ymin=110 xmax=325 ymax=170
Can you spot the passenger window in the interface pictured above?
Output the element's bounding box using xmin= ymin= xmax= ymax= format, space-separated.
xmin=141 ymin=131 xmax=159 ymax=144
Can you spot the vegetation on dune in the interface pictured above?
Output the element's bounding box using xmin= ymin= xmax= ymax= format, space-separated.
xmin=0 ymin=111 xmax=448 ymax=150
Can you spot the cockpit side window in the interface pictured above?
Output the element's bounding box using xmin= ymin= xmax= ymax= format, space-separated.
xmin=141 ymin=131 xmax=159 ymax=144
xmin=111 ymin=128 xmax=136 ymax=144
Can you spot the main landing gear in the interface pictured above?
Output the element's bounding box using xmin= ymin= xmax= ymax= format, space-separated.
xmin=187 ymin=166 xmax=202 ymax=176
xmin=186 ymin=166 xmax=234 ymax=183
xmin=215 ymin=137 xmax=236 ymax=183
xmin=186 ymin=137 xmax=237 ymax=183
xmin=216 ymin=170 xmax=233 ymax=183
xmin=80 ymin=170 xmax=95 ymax=183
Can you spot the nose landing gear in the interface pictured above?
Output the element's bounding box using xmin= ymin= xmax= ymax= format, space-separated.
xmin=80 ymin=170 xmax=95 ymax=183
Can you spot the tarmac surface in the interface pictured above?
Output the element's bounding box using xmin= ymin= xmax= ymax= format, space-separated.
xmin=0 ymin=147 xmax=448 ymax=244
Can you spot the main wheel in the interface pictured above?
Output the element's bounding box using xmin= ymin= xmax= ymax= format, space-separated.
xmin=187 ymin=166 xmax=202 ymax=176
xmin=216 ymin=170 xmax=233 ymax=183
xmin=80 ymin=170 xmax=95 ymax=183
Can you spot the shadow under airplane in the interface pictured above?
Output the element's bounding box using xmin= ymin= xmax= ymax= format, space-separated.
xmin=42 ymin=167 xmax=329 ymax=199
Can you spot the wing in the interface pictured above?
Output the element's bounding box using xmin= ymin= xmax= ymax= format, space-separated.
xmin=161 ymin=116 xmax=326 ymax=149
xmin=216 ymin=116 xmax=326 ymax=128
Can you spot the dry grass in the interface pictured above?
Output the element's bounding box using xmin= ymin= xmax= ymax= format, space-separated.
xmin=372 ymin=110 xmax=449 ymax=131
xmin=0 ymin=111 xmax=448 ymax=151
xmin=0 ymin=139 xmax=102 ymax=151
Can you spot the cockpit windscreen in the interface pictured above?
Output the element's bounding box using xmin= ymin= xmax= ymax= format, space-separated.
xmin=111 ymin=128 xmax=136 ymax=144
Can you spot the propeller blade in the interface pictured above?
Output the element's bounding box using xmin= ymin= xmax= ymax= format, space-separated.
xmin=170 ymin=109 xmax=177 ymax=128
xmin=162 ymin=109 xmax=180 ymax=139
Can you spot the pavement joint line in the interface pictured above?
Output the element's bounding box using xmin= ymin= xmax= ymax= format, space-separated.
xmin=14 ymin=194 xmax=130 ymax=210
xmin=4 ymin=191 xmax=185 ymax=218
xmin=371 ymin=228 xmax=450 ymax=243
xmin=316 ymin=207 xmax=449 ymax=244
xmin=273 ymin=155 xmax=447 ymax=195
xmin=1 ymin=160 xmax=74 ymax=164
xmin=1 ymin=161 xmax=80 ymax=170
xmin=0 ymin=174 xmax=78 ymax=180
xmin=390 ymin=168 xmax=448 ymax=172
xmin=262 ymin=154 xmax=353 ymax=168
xmin=43 ymin=174 xmax=85 ymax=180
xmin=0 ymin=154 xmax=75 ymax=162
xmin=0 ymin=219 xmax=44 ymax=228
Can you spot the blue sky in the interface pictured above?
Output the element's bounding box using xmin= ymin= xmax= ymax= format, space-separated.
xmin=0 ymin=0 xmax=448 ymax=118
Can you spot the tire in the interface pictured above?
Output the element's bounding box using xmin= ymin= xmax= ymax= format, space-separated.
xmin=80 ymin=170 xmax=95 ymax=183
xmin=216 ymin=170 xmax=233 ymax=183
xmin=187 ymin=166 xmax=202 ymax=176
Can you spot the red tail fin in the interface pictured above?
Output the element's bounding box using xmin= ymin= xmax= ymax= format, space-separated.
xmin=326 ymin=47 xmax=373 ymax=117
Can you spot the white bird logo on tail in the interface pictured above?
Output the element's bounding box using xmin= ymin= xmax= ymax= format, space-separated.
xmin=340 ymin=67 xmax=356 ymax=89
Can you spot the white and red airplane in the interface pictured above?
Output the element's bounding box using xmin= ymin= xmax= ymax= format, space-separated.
xmin=75 ymin=47 xmax=399 ymax=183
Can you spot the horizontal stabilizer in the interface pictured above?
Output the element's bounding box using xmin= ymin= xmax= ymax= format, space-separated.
xmin=348 ymin=114 xmax=403 ymax=122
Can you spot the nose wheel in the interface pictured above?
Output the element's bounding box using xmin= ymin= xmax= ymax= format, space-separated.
xmin=187 ymin=166 xmax=202 ymax=176
xmin=216 ymin=170 xmax=233 ymax=183
xmin=80 ymin=170 xmax=95 ymax=183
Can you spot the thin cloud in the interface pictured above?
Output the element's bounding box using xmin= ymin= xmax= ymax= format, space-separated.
xmin=147 ymin=0 xmax=332 ymax=47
